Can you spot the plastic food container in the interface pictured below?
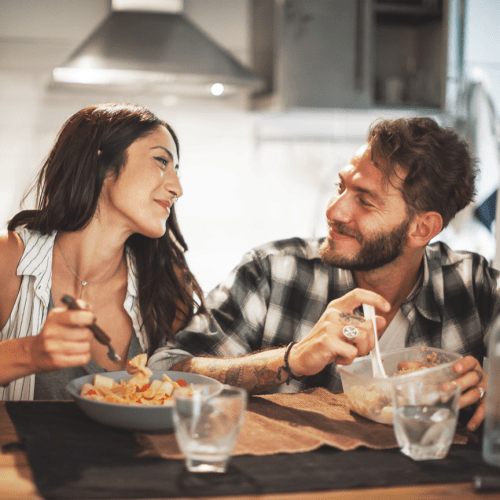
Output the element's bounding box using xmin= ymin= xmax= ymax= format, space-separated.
xmin=338 ymin=346 xmax=463 ymax=425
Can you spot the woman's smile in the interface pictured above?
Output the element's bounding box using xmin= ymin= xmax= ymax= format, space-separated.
xmin=155 ymin=199 xmax=173 ymax=214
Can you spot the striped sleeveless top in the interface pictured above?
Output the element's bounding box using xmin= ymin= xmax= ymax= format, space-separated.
xmin=0 ymin=228 xmax=148 ymax=400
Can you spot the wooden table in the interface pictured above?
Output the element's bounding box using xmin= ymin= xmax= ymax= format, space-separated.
xmin=0 ymin=402 xmax=498 ymax=500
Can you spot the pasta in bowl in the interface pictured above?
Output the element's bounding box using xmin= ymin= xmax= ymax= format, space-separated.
xmin=67 ymin=355 xmax=222 ymax=431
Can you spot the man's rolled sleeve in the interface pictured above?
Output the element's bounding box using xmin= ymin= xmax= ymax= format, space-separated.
xmin=148 ymin=345 xmax=194 ymax=370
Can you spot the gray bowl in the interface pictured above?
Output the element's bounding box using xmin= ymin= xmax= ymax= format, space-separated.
xmin=66 ymin=370 xmax=222 ymax=432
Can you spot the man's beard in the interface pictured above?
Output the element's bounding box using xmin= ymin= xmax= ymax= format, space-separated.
xmin=319 ymin=218 xmax=410 ymax=271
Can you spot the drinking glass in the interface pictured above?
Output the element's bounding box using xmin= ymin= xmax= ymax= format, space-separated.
xmin=392 ymin=379 xmax=461 ymax=460
xmin=173 ymin=385 xmax=247 ymax=472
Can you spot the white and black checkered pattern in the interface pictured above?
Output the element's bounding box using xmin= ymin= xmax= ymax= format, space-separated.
xmin=150 ymin=237 xmax=499 ymax=393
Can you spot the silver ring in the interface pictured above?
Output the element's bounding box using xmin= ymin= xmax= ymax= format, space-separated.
xmin=174 ymin=197 xmax=178 ymax=203
xmin=478 ymin=387 xmax=486 ymax=401
xmin=342 ymin=325 xmax=359 ymax=339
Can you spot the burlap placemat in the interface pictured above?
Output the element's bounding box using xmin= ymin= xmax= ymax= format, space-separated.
xmin=137 ymin=387 xmax=472 ymax=459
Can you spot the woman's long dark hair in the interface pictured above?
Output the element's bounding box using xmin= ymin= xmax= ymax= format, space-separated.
xmin=9 ymin=103 xmax=205 ymax=354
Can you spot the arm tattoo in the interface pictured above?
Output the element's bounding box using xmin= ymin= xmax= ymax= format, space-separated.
xmin=172 ymin=350 xmax=288 ymax=395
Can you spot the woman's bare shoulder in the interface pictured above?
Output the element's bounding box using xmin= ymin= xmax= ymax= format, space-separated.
xmin=0 ymin=229 xmax=24 ymax=293
xmin=0 ymin=230 xmax=25 ymax=329
xmin=0 ymin=229 xmax=24 ymax=269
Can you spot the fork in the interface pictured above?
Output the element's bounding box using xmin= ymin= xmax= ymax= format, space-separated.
xmin=61 ymin=294 xmax=121 ymax=362
xmin=362 ymin=304 xmax=387 ymax=378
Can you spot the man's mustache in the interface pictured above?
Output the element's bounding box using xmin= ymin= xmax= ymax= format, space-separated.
xmin=327 ymin=221 xmax=363 ymax=243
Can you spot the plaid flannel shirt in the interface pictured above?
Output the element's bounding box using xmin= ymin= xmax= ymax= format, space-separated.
xmin=149 ymin=237 xmax=500 ymax=393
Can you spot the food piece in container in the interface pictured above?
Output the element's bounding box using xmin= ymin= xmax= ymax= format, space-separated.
xmin=396 ymin=352 xmax=440 ymax=375
xmin=340 ymin=347 xmax=462 ymax=425
xmin=345 ymin=352 xmax=441 ymax=424
xmin=380 ymin=405 xmax=393 ymax=422
xmin=344 ymin=384 xmax=392 ymax=423
xmin=396 ymin=361 xmax=426 ymax=375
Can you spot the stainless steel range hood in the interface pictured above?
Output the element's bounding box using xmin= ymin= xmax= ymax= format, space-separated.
xmin=52 ymin=8 xmax=264 ymax=97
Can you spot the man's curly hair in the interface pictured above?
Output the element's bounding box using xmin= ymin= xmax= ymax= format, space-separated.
xmin=368 ymin=117 xmax=478 ymax=227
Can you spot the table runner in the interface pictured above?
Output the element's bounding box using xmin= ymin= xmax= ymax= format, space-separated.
xmin=138 ymin=388 xmax=469 ymax=459
xmin=5 ymin=401 xmax=498 ymax=500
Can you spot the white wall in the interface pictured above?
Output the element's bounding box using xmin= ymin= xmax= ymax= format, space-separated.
xmin=465 ymin=0 xmax=500 ymax=108
xmin=0 ymin=0 xmax=416 ymax=293
xmin=1 ymin=0 xmax=499 ymax=292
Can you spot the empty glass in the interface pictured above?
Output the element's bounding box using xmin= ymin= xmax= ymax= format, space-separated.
xmin=173 ymin=385 xmax=247 ymax=473
xmin=392 ymin=379 xmax=461 ymax=461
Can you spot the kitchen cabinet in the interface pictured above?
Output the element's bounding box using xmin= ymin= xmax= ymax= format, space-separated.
xmin=373 ymin=0 xmax=447 ymax=108
xmin=251 ymin=0 xmax=448 ymax=110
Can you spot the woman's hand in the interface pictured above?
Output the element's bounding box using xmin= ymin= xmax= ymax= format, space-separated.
xmin=27 ymin=303 xmax=95 ymax=373
xmin=288 ymin=289 xmax=390 ymax=377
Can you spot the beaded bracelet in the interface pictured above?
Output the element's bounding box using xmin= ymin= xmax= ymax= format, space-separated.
xmin=277 ymin=341 xmax=305 ymax=385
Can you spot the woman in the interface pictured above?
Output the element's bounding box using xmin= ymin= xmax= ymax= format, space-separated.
xmin=0 ymin=103 xmax=204 ymax=400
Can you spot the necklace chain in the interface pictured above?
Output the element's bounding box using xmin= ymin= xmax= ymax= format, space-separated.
xmin=56 ymin=239 xmax=123 ymax=298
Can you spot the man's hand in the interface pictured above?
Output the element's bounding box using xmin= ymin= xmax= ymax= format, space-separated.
xmin=169 ymin=289 xmax=391 ymax=395
xmin=450 ymin=356 xmax=487 ymax=432
xmin=288 ymin=289 xmax=390 ymax=378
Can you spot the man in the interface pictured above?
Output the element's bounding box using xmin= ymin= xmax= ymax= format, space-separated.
xmin=150 ymin=117 xmax=495 ymax=432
